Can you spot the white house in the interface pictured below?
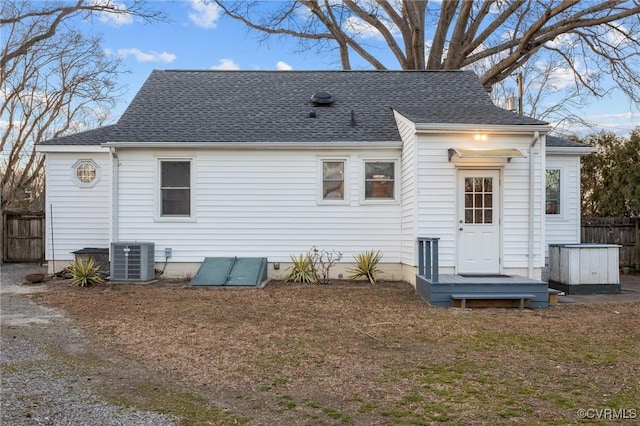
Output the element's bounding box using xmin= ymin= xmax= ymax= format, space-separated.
xmin=37 ymin=70 xmax=594 ymax=307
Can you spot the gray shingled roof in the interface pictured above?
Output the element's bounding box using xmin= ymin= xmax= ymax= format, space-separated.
xmin=40 ymin=70 xmax=549 ymax=145
xmin=38 ymin=125 xmax=116 ymax=145
xmin=546 ymin=135 xmax=592 ymax=148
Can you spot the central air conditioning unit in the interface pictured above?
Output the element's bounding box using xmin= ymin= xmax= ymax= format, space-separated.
xmin=110 ymin=242 xmax=155 ymax=281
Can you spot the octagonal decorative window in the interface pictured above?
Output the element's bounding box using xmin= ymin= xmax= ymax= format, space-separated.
xmin=72 ymin=159 xmax=100 ymax=187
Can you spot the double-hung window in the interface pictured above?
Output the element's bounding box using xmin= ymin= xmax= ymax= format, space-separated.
xmin=545 ymin=169 xmax=561 ymax=215
xmin=364 ymin=161 xmax=396 ymax=200
xmin=322 ymin=160 xmax=345 ymax=201
xmin=160 ymin=160 xmax=191 ymax=217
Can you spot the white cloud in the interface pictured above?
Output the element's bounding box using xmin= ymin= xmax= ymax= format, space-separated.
xmin=344 ymin=16 xmax=399 ymax=39
xmin=586 ymin=112 xmax=640 ymax=121
xmin=345 ymin=16 xmax=377 ymax=38
xmin=106 ymin=48 xmax=176 ymax=63
xmin=210 ymin=58 xmax=240 ymax=70
xmin=553 ymin=111 xmax=640 ymax=136
xmin=0 ymin=120 xmax=21 ymax=132
xmin=189 ymin=0 xmax=222 ymax=29
xmin=91 ymin=0 xmax=134 ymax=26
xmin=602 ymin=22 xmax=631 ymax=47
xmin=545 ymin=33 xmax=577 ymax=50
xmin=276 ymin=61 xmax=292 ymax=70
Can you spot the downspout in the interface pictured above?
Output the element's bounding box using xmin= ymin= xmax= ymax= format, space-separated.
xmin=528 ymin=131 xmax=540 ymax=278
xmin=110 ymin=147 xmax=119 ymax=245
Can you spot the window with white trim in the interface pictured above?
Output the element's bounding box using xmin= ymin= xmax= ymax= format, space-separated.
xmin=72 ymin=159 xmax=100 ymax=188
xmin=546 ymin=169 xmax=561 ymax=215
xmin=322 ymin=160 xmax=345 ymax=200
xmin=160 ymin=160 xmax=191 ymax=216
xmin=364 ymin=161 xmax=395 ymax=200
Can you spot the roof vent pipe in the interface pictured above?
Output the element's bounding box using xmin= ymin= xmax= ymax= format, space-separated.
xmin=350 ymin=110 xmax=357 ymax=127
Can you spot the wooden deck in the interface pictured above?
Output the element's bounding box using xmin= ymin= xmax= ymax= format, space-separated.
xmin=416 ymin=274 xmax=549 ymax=308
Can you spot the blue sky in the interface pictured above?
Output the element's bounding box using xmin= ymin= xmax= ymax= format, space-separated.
xmin=84 ymin=0 xmax=639 ymax=136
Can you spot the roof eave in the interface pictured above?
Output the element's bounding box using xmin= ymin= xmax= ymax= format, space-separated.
xmin=414 ymin=123 xmax=552 ymax=134
xmin=546 ymin=146 xmax=598 ymax=155
xmin=102 ymin=140 xmax=403 ymax=150
xmin=35 ymin=144 xmax=108 ymax=153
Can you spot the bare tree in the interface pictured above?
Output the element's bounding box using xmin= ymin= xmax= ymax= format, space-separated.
xmin=486 ymin=56 xmax=599 ymax=132
xmin=215 ymin=1 xmax=640 ymax=103
xmin=1 ymin=30 xmax=122 ymax=210
xmin=1 ymin=0 xmax=163 ymax=67
xmin=1 ymin=0 xmax=164 ymax=210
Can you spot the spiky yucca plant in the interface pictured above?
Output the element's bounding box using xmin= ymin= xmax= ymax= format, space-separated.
xmin=68 ymin=258 xmax=105 ymax=287
xmin=284 ymin=253 xmax=315 ymax=283
xmin=348 ymin=250 xmax=383 ymax=284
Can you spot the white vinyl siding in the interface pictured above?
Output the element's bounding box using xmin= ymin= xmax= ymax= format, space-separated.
xmin=115 ymin=149 xmax=402 ymax=263
xmin=395 ymin=111 xmax=418 ymax=265
xmin=545 ymin=155 xmax=582 ymax=256
xmin=44 ymin=151 xmax=111 ymax=262
xmin=502 ymin=146 xmax=545 ymax=269
xmin=413 ymin=133 xmax=545 ymax=272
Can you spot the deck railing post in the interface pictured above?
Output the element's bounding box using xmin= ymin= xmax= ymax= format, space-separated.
xmin=417 ymin=237 xmax=439 ymax=283
xmin=418 ymin=239 xmax=425 ymax=276
xmin=432 ymin=238 xmax=439 ymax=283
xmin=425 ymin=241 xmax=432 ymax=280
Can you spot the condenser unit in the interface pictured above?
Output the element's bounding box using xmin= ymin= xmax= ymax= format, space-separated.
xmin=110 ymin=242 xmax=155 ymax=281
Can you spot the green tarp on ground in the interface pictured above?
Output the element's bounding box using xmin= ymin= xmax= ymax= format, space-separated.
xmin=190 ymin=257 xmax=267 ymax=287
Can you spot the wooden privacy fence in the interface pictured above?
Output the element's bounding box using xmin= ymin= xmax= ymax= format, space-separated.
xmin=581 ymin=217 xmax=639 ymax=270
xmin=2 ymin=211 xmax=45 ymax=263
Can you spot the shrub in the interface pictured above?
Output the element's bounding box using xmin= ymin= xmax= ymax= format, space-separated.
xmin=68 ymin=258 xmax=105 ymax=287
xmin=284 ymin=247 xmax=343 ymax=284
xmin=284 ymin=253 xmax=315 ymax=283
xmin=348 ymin=250 xmax=383 ymax=284
xmin=308 ymin=246 xmax=342 ymax=285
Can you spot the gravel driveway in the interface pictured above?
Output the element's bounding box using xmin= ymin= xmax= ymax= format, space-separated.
xmin=0 ymin=263 xmax=177 ymax=426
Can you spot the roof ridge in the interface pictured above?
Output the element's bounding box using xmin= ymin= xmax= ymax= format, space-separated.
xmin=157 ymin=69 xmax=472 ymax=73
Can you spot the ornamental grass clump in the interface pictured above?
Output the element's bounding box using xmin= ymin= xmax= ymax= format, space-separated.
xmin=68 ymin=258 xmax=105 ymax=287
xmin=284 ymin=253 xmax=315 ymax=283
xmin=348 ymin=250 xmax=383 ymax=284
xmin=284 ymin=247 xmax=343 ymax=284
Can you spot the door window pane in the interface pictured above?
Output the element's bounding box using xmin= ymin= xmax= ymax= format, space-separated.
xmin=484 ymin=209 xmax=493 ymax=223
xmin=464 ymin=177 xmax=493 ymax=224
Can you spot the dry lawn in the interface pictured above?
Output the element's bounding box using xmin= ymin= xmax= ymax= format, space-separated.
xmin=33 ymin=279 xmax=640 ymax=425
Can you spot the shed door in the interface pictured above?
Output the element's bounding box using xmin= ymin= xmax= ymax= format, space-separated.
xmin=457 ymin=170 xmax=501 ymax=274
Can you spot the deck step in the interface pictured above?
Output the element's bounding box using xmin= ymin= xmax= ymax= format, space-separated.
xmin=450 ymin=293 xmax=536 ymax=309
